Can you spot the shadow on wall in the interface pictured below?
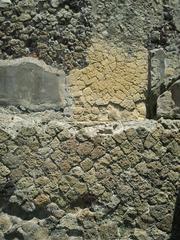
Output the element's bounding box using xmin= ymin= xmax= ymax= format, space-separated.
xmin=170 ymin=190 xmax=180 ymax=240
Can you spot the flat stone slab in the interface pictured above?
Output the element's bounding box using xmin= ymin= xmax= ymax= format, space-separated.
xmin=0 ymin=58 xmax=66 ymax=111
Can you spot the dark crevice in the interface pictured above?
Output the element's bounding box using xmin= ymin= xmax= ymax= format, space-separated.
xmin=3 ymin=202 xmax=50 ymax=220
xmin=166 ymin=75 xmax=180 ymax=90
xmin=146 ymin=50 xmax=157 ymax=119
xmin=0 ymin=179 xmax=50 ymax=221
xmin=69 ymin=193 xmax=97 ymax=209
xmin=68 ymin=229 xmax=83 ymax=237
xmin=0 ymin=180 xmax=16 ymax=207
xmin=170 ymin=190 xmax=180 ymax=240
xmin=4 ymin=231 xmax=24 ymax=240
xmin=101 ymin=202 xmax=121 ymax=220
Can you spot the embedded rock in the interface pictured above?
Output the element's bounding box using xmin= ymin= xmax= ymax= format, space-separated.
xmin=157 ymin=80 xmax=180 ymax=119
xmin=50 ymin=0 xmax=60 ymax=8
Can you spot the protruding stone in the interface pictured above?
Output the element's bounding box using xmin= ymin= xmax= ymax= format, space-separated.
xmin=0 ymin=214 xmax=12 ymax=233
xmin=19 ymin=13 xmax=32 ymax=22
xmin=60 ymin=214 xmax=82 ymax=231
xmin=50 ymin=0 xmax=60 ymax=8
xmin=133 ymin=228 xmax=149 ymax=240
xmin=157 ymin=80 xmax=180 ymax=119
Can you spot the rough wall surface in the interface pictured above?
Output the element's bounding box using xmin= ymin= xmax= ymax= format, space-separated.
xmin=0 ymin=0 xmax=92 ymax=72
xmin=0 ymin=0 xmax=180 ymax=240
xmin=0 ymin=115 xmax=179 ymax=240
xmin=0 ymin=0 xmax=179 ymax=120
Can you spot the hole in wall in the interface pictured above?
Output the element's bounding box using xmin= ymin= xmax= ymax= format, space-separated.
xmin=70 ymin=193 xmax=97 ymax=209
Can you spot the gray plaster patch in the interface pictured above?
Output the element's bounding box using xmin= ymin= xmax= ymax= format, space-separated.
xmin=0 ymin=58 xmax=67 ymax=111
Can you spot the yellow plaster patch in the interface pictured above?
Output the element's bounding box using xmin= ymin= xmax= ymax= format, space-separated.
xmin=69 ymin=38 xmax=148 ymax=121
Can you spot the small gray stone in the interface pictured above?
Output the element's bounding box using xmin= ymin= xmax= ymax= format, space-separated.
xmin=60 ymin=214 xmax=82 ymax=231
xmin=133 ymin=228 xmax=149 ymax=240
xmin=19 ymin=13 xmax=32 ymax=22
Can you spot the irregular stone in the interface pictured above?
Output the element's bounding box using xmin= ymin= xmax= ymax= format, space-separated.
xmin=19 ymin=13 xmax=32 ymax=22
xmin=144 ymin=134 xmax=156 ymax=149
xmin=149 ymin=227 xmax=169 ymax=240
xmin=69 ymin=237 xmax=83 ymax=240
xmin=167 ymin=140 xmax=180 ymax=157
xmin=0 ymin=129 xmax=9 ymax=143
xmin=0 ymin=0 xmax=11 ymax=8
xmin=47 ymin=203 xmax=65 ymax=219
xmin=150 ymin=48 xmax=166 ymax=95
xmin=157 ymin=214 xmax=173 ymax=233
xmin=77 ymin=142 xmax=94 ymax=157
xmin=120 ymin=140 xmax=133 ymax=154
xmin=135 ymin=162 xmax=149 ymax=176
xmin=133 ymin=228 xmax=149 ymax=240
xmin=91 ymin=146 xmax=106 ymax=160
xmin=123 ymin=208 xmax=137 ymax=227
xmin=60 ymin=214 xmax=82 ymax=231
xmin=16 ymin=177 xmax=34 ymax=189
xmin=58 ymin=177 xmax=70 ymax=193
xmin=0 ymin=214 xmax=12 ymax=233
xmin=73 ymin=182 xmax=87 ymax=195
xmin=0 ymin=163 xmax=10 ymax=177
xmin=107 ymin=195 xmax=120 ymax=209
xmin=174 ymin=3 xmax=180 ymax=31
xmin=70 ymin=166 xmax=84 ymax=177
xmin=157 ymin=91 xmax=176 ymax=119
xmin=58 ymin=129 xmax=71 ymax=141
xmin=22 ymin=221 xmax=49 ymax=240
xmin=99 ymin=222 xmax=119 ymax=240
xmin=34 ymin=194 xmax=50 ymax=206
xmin=80 ymin=158 xmax=93 ymax=171
xmin=50 ymin=0 xmax=60 ymax=8
xmin=22 ymin=201 xmax=36 ymax=212
xmin=0 ymin=58 xmax=66 ymax=111
xmin=90 ymin=183 xmax=105 ymax=196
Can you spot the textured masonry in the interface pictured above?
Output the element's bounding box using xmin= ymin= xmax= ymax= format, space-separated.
xmin=0 ymin=117 xmax=179 ymax=239
xmin=0 ymin=0 xmax=180 ymax=240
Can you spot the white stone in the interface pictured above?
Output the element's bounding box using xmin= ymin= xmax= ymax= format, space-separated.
xmin=50 ymin=0 xmax=59 ymax=8
xmin=0 ymin=0 xmax=11 ymax=8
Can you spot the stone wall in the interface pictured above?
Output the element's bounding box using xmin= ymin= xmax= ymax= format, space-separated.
xmin=0 ymin=0 xmax=92 ymax=72
xmin=0 ymin=0 xmax=179 ymax=120
xmin=0 ymin=1 xmax=180 ymax=240
xmin=0 ymin=115 xmax=179 ymax=239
